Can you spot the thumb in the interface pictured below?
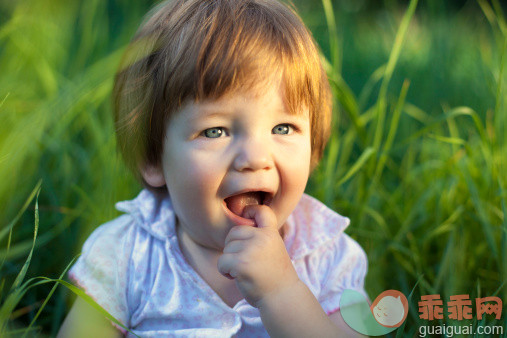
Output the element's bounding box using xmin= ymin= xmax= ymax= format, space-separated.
xmin=242 ymin=204 xmax=277 ymax=229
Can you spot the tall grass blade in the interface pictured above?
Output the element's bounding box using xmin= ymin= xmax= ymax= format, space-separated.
xmin=329 ymin=77 xmax=366 ymax=143
xmin=324 ymin=134 xmax=340 ymax=205
xmin=372 ymin=0 xmax=418 ymax=153
xmin=0 ymin=93 xmax=8 ymax=109
xmin=3 ymin=326 xmax=40 ymax=337
xmin=374 ymin=79 xmax=410 ymax=181
xmin=337 ymin=147 xmax=375 ymax=186
xmin=0 ymin=279 xmax=37 ymax=333
xmin=460 ymin=163 xmax=498 ymax=259
xmin=403 ymin=103 xmax=432 ymax=124
xmin=401 ymin=107 xmax=486 ymax=146
xmin=0 ymin=227 xmax=13 ymax=286
xmin=8 ymin=185 xmax=41 ymax=292
xmin=395 ymin=277 xmax=422 ymax=338
xmin=358 ymin=65 xmax=385 ymax=110
xmin=0 ymin=278 xmax=73 ymax=335
xmin=427 ymin=134 xmax=466 ymax=146
xmin=321 ymin=0 xmax=340 ymax=73
xmin=0 ymin=180 xmax=42 ymax=243
xmin=500 ymin=178 xmax=507 ymax=302
xmin=22 ymin=255 xmax=80 ymax=338
xmin=0 ymin=182 xmax=42 ymax=334
xmin=37 ymin=278 xmax=140 ymax=338
xmin=0 ymin=228 xmax=64 ymax=261
xmin=434 ymin=231 xmax=456 ymax=293
xmin=477 ymin=0 xmax=507 ymax=36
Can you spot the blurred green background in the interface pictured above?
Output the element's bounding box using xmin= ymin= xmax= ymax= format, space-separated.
xmin=0 ymin=0 xmax=506 ymax=336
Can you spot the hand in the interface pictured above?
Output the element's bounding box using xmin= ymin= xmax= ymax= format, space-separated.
xmin=217 ymin=205 xmax=300 ymax=307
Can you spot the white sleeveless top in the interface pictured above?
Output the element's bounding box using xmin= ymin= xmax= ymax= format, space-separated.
xmin=69 ymin=189 xmax=368 ymax=337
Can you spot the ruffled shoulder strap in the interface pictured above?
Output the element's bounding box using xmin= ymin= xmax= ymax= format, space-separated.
xmin=115 ymin=189 xmax=176 ymax=240
xmin=68 ymin=214 xmax=136 ymax=329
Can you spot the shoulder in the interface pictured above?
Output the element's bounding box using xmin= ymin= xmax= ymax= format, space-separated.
xmin=291 ymin=194 xmax=350 ymax=231
xmin=68 ymin=214 xmax=137 ymax=328
xmin=79 ymin=188 xmax=176 ymax=253
xmin=81 ymin=214 xmax=135 ymax=252
xmin=287 ymin=193 xmax=367 ymax=273
xmin=73 ymin=213 xmax=139 ymax=281
xmin=69 ymin=212 xmax=138 ymax=279
xmin=70 ymin=188 xmax=177 ymax=287
xmin=287 ymin=194 xmax=368 ymax=313
xmin=316 ymin=232 xmax=368 ymax=286
xmin=285 ymin=193 xmax=351 ymax=260
xmin=68 ymin=190 xmax=179 ymax=329
xmin=314 ymin=233 xmax=368 ymax=314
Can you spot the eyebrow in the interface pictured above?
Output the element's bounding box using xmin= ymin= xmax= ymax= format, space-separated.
xmin=186 ymin=100 xmax=306 ymax=123
xmin=188 ymin=108 xmax=234 ymax=123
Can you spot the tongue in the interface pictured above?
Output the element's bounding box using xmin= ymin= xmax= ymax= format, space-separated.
xmin=225 ymin=192 xmax=263 ymax=218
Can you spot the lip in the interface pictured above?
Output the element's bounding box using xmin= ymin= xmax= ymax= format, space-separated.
xmin=222 ymin=188 xmax=276 ymax=226
xmin=222 ymin=201 xmax=256 ymax=226
xmin=224 ymin=188 xmax=275 ymax=206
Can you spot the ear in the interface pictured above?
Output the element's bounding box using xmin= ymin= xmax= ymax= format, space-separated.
xmin=141 ymin=164 xmax=166 ymax=187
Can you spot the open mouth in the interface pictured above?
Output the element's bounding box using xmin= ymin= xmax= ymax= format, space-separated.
xmin=223 ymin=191 xmax=273 ymax=223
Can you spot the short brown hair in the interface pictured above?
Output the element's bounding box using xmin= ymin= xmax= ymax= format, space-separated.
xmin=113 ymin=0 xmax=332 ymax=187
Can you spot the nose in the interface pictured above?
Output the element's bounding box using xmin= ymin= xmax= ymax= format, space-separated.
xmin=233 ymin=136 xmax=273 ymax=172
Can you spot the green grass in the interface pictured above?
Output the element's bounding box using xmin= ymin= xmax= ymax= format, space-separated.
xmin=305 ymin=0 xmax=506 ymax=335
xmin=0 ymin=0 xmax=506 ymax=336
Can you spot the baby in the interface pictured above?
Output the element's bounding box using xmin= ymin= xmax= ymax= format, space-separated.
xmin=58 ymin=0 xmax=368 ymax=336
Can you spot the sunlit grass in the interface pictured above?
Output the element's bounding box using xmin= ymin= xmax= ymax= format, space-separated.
xmin=0 ymin=0 xmax=505 ymax=336
xmin=0 ymin=183 xmax=139 ymax=337
xmin=306 ymin=0 xmax=506 ymax=335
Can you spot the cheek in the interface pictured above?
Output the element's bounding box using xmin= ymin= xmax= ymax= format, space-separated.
xmin=282 ymin=159 xmax=310 ymax=198
xmin=279 ymin=137 xmax=311 ymax=183
xmin=163 ymin=147 xmax=226 ymax=209
xmin=274 ymin=139 xmax=311 ymax=224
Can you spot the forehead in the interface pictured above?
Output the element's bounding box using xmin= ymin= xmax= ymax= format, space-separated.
xmin=184 ymin=81 xmax=309 ymax=123
xmin=191 ymin=72 xmax=308 ymax=115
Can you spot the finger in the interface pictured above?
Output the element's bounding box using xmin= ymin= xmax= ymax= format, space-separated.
xmin=242 ymin=205 xmax=278 ymax=229
xmin=223 ymin=273 xmax=234 ymax=280
xmin=217 ymin=253 xmax=238 ymax=279
xmin=223 ymin=240 xmax=246 ymax=254
xmin=224 ymin=225 xmax=255 ymax=245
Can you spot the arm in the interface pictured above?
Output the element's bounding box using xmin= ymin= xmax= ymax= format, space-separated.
xmin=57 ymin=297 xmax=123 ymax=338
xmin=329 ymin=309 xmax=368 ymax=337
xmin=218 ymin=205 xmax=365 ymax=337
xmin=257 ymin=280 xmax=365 ymax=337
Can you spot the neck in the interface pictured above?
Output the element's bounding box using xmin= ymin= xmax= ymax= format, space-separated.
xmin=176 ymin=220 xmax=222 ymax=266
xmin=175 ymin=219 xmax=245 ymax=308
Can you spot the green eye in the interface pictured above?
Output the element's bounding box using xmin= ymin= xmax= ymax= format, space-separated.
xmin=272 ymin=124 xmax=292 ymax=135
xmin=202 ymin=127 xmax=226 ymax=138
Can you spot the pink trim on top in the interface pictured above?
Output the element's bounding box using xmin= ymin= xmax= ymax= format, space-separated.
xmin=326 ymin=306 xmax=340 ymax=316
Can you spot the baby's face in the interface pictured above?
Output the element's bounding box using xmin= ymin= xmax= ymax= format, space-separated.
xmin=157 ymin=81 xmax=311 ymax=250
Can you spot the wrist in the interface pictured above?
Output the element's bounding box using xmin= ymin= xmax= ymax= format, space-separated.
xmin=255 ymin=277 xmax=305 ymax=310
xmin=255 ymin=279 xmax=339 ymax=338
